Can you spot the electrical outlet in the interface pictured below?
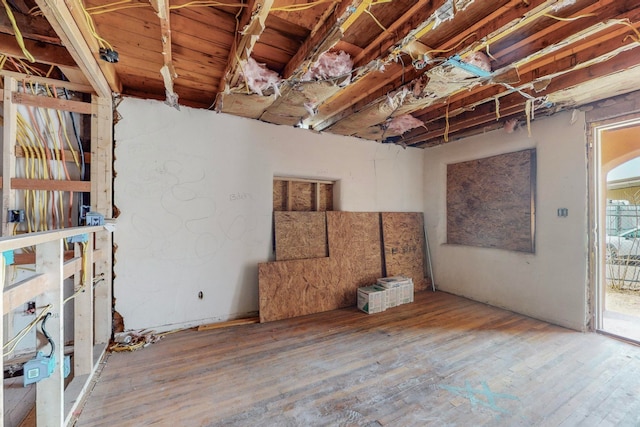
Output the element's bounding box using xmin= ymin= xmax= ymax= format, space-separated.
xmin=25 ymin=301 xmax=36 ymax=315
xmin=8 ymin=209 xmax=24 ymax=223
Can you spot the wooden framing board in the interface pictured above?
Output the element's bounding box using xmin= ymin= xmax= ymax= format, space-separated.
xmin=381 ymin=212 xmax=427 ymax=290
xmin=318 ymin=183 xmax=333 ymax=211
xmin=273 ymin=178 xmax=334 ymax=212
xmin=34 ymin=0 xmax=116 ymax=96
xmin=273 ymin=179 xmax=288 ymax=211
xmin=2 ymin=76 xmax=17 ymax=237
xmin=35 ymin=239 xmax=65 ymax=425
xmin=7 ymin=178 xmax=91 ymax=192
xmin=12 ymin=91 xmax=92 ymax=115
xmin=90 ymin=95 xmax=114 ymax=345
xmin=274 ymin=211 xmax=327 ymax=261
xmin=447 ymin=149 xmax=536 ymax=253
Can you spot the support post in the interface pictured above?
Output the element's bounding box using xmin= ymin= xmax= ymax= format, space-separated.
xmin=35 ymin=239 xmax=64 ymax=426
xmin=91 ymin=95 xmax=113 ymax=344
xmin=2 ymin=76 xmax=17 ymax=236
xmin=74 ymin=234 xmax=94 ymax=375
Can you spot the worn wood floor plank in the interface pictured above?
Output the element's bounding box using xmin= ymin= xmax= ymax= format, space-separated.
xmin=73 ymin=291 xmax=640 ymax=426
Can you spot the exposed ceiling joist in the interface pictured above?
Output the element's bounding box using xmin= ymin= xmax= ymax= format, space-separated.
xmin=34 ymin=0 xmax=118 ymax=97
xmin=219 ymin=0 xmax=275 ymax=93
xmin=0 ymin=7 xmax=60 ymax=44
xmin=8 ymin=0 xmax=640 ymax=148
xmin=0 ymin=32 xmax=76 ymax=67
xmin=151 ymin=0 xmax=178 ymax=107
xmin=282 ymin=0 xmax=362 ymax=80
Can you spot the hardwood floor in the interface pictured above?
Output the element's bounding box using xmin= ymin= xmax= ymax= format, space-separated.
xmin=73 ymin=291 xmax=640 ymax=426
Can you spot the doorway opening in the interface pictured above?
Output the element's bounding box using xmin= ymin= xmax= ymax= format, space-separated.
xmin=593 ymin=121 xmax=640 ymax=343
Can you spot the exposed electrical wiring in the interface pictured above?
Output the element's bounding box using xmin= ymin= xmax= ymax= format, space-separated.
xmin=86 ymin=0 xmax=247 ymax=15
xmin=444 ymin=100 xmax=450 ymax=142
xmin=3 ymin=304 xmax=53 ymax=357
xmin=87 ymin=3 xmax=148 ymax=15
xmin=423 ymin=32 xmax=477 ymax=58
xmin=1 ymin=0 xmax=35 ymax=62
xmin=14 ymin=82 xmax=83 ymax=234
xmin=616 ymin=18 xmax=640 ymax=44
xmin=84 ymin=0 xmax=132 ymax=12
xmin=79 ymin=0 xmax=114 ymax=51
xmin=485 ymin=45 xmax=497 ymax=62
xmin=365 ymin=8 xmax=387 ymax=32
xmin=542 ymin=12 xmax=596 ymax=22
xmin=525 ymin=98 xmax=533 ymax=137
xmin=64 ymin=283 xmax=86 ymax=304
xmin=271 ymin=0 xmax=333 ymax=12
xmin=170 ymin=1 xmax=247 ymax=10
xmin=495 ymin=97 xmax=500 ymax=120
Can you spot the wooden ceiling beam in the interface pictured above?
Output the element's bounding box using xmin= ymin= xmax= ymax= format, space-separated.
xmin=217 ymin=0 xmax=274 ymax=94
xmin=405 ymin=46 xmax=640 ymax=146
xmin=34 ymin=0 xmax=119 ymax=97
xmin=311 ymin=0 xmax=548 ymax=131
xmin=0 ymin=32 xmax=77 ymax=67
xmin=411 ymin=9 xmax=640 ymax=124
xmin=491 ymin=0 xmax=623 ymax=67
xmin=350 ymin=0 xmax=435 ymax=67
xmin=0 ymin=8 xmax=61 ymax=44
xmin=282 ymin=0 xmax=364 ymax=79
xmin=150 ymin=0 xmax=178 ymax=106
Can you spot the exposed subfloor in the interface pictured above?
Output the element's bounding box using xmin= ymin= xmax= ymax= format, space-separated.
xmin=72 ymin=291 xmax=640 ymax=426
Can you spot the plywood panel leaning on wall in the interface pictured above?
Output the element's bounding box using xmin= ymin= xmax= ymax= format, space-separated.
xmin=381 ymin=212 xmax=427 ymax=290
xmin=258 ymin=257 xmax=338 ymax=322
xmin=274 ymin=211 xmax=328 ymax=261
xmin=327 ymin=211 xmax=383 ymax=293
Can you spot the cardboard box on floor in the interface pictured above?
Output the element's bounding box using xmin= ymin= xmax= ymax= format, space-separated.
xmin=358 ymin=276 xmax=414 ymax=314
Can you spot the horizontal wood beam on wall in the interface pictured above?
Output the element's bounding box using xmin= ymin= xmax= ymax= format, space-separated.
xmin=0 ymin=32 xmax=76 ymax=67
xmin=15 ymin=146 xmax=91 ymax=164
xmin=0 ymin=178 xmax=91 ymax=192
xmin=12 ymin=91 xmax=92 ymax=115
xmin=0 ymin=71 xmax=94 ymax=94
xmin=0 ymin=6 xmax=61 ymax=44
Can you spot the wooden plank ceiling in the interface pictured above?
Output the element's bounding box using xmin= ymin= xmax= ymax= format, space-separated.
xmin=2 ymin=0 xmax=640 ymax=147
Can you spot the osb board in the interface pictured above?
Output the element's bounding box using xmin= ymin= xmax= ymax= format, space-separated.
xmin=291 ymin=181 xmax=315 ymax=211
xmin=327 ymin=211 xmax=383 ymax=292
xmin=381 ymin=212 xmax=427 ymax=290
xmin=447 ymin=149 xmax=536 ymax=253
xmin=274 ymin=211 xmax=328 ymax=261
xmin=258 ymin=257 xmax=341 ymax=322
xmin=219 ymin=92 xmax=276 ymax=119
xmin=318 ymin=183 xmax=333 ymax=211
xmin=259 ymin=212 xmax=383 ymax=322
xmin=261 ymin=82 xmax=342 ymax=126
xmin=260 ymin=211 xmax=427 ymax=322
xmin=273 ymin=179 xmax=287 ymax=211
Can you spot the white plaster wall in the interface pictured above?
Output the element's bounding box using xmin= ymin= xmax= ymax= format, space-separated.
xmin=114 ymin=97 xmax=424 ymax=331
xmin=423 ymin=111 xmax=588 ymax=330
